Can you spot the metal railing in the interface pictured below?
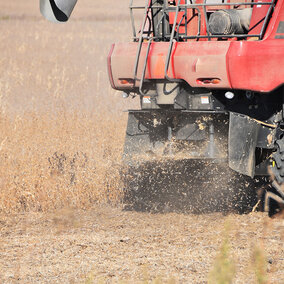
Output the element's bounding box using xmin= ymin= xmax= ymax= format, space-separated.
xmin=130 ymin=0 xmax=275 ymax=41
xmin=129 ymin=0 xmax=276 ymax=94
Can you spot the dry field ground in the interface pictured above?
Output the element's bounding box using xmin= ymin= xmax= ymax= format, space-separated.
xmin=0 ymin=0 xmax=283 ymax=283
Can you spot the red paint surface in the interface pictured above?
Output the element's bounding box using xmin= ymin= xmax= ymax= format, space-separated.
xmin=108 ymin=0 xmax=284 ymax=93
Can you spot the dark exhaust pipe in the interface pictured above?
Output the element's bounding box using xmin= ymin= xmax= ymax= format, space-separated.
xmin=209 ymin=8 xmax=252 ymax=35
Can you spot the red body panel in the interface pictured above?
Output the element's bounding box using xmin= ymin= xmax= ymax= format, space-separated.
xmin=108 ymin=0 xmax=284 ymax=93
xmin=228 ymin=0 xmax=284 ymax=92
xmin=111 ymin=42 xmax=230 ymax=89
xmin=228 ymin=40 xmax=284 ymax=92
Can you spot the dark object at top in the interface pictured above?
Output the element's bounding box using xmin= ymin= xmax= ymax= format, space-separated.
xmin=209 ymin=9 xmax=249 ymax=35
xmin=40 ymin=0 xmax=78 ymax=22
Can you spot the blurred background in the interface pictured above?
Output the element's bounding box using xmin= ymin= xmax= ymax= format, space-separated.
xmin=0 ymin=0 xmax=136 ymax=212
xmin=0 ymin=0 xmax=133 ymax=114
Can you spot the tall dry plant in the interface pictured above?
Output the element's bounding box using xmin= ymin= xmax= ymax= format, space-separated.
xmin=0 ymin=110 xmax=127 ymax=213
xmin=208 ymin=222 xmax=236 ymax=284
xmin=252 ymin=245 xmax=268 ymax=284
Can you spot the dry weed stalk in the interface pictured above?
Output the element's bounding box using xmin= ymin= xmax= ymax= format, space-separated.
xmin=208 ymin=222 xmax=236 ymax=284
xmin=252 ymin=245 xmax=268 ymax=284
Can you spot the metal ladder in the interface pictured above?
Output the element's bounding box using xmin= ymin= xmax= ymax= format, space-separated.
xmin=130 ymin=0 xmax=153 ymax=96
xmin=131 ymin=0 xmax=175 ymax=95
xmin=132 ymin=0 xmax=186 ymax=94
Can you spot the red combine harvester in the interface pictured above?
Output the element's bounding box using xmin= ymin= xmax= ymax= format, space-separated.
xmin=107 ymin=0 xmax=284 ymax=214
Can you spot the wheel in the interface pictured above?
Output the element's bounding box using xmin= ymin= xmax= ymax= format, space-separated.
xmin=267 ymin=136 xmax=284 ymax=216
xmin=271 ymin=135 xmax=284 ymax=183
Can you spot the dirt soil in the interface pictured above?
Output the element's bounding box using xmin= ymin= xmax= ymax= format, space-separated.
xmin=0 ymin=1 xmax=283 ymax=283
xmin=0 ymin=207 xmax=283 ymax=283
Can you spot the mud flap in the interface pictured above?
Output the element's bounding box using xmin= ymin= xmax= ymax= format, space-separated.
xmin=123 ymin=112 xmax=150 ymax=162
xmin=229 ymin=112 xmax=260 ymax=177
xmin=123 ymin=112 xmax=168 ymax=164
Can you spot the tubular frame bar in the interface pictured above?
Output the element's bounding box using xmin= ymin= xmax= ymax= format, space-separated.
xmin=129 ymin=0 xmax=275 ymax=41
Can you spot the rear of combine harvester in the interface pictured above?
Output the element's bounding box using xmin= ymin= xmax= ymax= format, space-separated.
xmin=107 ymin=0 xmax=284 ymax=214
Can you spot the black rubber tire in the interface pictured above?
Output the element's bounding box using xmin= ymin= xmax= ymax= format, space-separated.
xmin=271 ymin=136 xmax=284 ymax=184
xmin=269 ymin=136 xmax=284 ymax=216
